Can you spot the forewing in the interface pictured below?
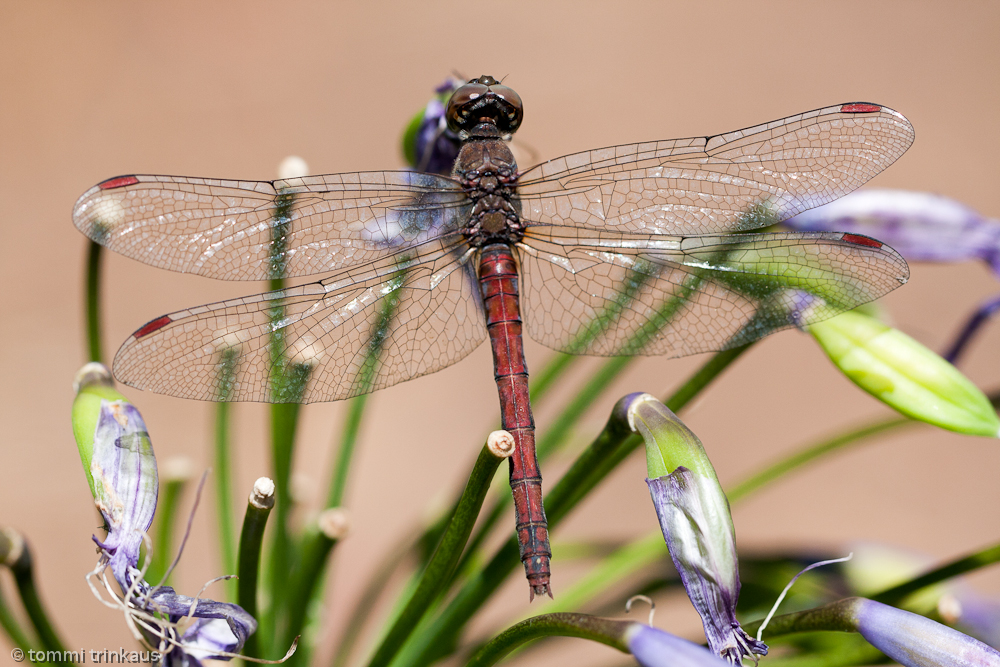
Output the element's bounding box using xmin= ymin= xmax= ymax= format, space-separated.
xmin=112 ymin=237 xmax=487 ymax=402
xmin=73 ymin=171 xmax=468 ymax=280
xmin=516 ymin=104 xmax=913 ymax=234
xmin=516 ymin=227 xmax=909 ymax=357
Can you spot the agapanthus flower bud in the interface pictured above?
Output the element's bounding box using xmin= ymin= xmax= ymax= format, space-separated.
xmin=838 ymin=597 xmax=1000 ymax=666
xmin=72 ymin=362 xmax=158 ymax=589
xmin=624 ymin=393 xmax=766 ymax=664
xmin=807 ymin=311 xmax=999 ymax=437
xmin=624 ymin=623 xmax=732 ymax=666
xmin=401 ymin=77 xmax=463 ymax=175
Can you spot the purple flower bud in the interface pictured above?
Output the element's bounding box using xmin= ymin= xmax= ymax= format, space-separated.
xmin=784 ymin=189 xmax=1000 ymax=277
xmin=72 ymin=364 xmax=158 ymax=591
xmin=845 ymin=598 xmax=1000 ymax=666
xmin=625 ymin=623 xmax=733 ymax=666
xmin=625 ymin=394 xmax=767 ymax=664
xmin=402 ymin=77 xmax=463 ymax=175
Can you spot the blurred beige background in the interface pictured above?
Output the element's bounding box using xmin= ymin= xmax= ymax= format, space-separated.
xmin=1 ymin=2 xmax=998 ymax=665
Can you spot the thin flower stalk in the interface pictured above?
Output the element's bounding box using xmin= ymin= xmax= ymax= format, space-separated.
xmin=85 ymin=239 xmax=104 ymax=364
xmin=466 ymin=613 xmax=631 ymax=667
xmin=238 ymin=478 xmax=275 ymax=659
xmin=1 ymin=530 xmax=71 ymax=664
xmin=365 ymin=432 xmax=515 ymax=667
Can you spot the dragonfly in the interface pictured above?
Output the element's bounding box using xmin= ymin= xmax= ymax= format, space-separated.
xmin=73 ymin=75 xmax=914 ymax=600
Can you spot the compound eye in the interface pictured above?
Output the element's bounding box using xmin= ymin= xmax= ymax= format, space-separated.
xmin=488 ymin=85 xmax=523 ymax=132
xmin=446 ymin=83 xmax=489 ymax=132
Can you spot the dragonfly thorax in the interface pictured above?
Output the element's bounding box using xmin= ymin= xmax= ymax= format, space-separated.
xmin=454 ymin=132 xmax=524 ymax=246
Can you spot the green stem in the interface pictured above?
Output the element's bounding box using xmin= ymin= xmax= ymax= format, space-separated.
xmin=281 ymin=394 xmax=370 ymax=657
xmin=0 ymin=576 xmax=38 ymax=658
xmin=3 ymin=536 xmax=71 ymax=664
xmin=536 ymin=356 xmax=634 ymax=460
xmin=365 ymin=436 xmax=513 ymax=667
xmin=742 ymin=598 xmax=859 ymax=637
xmin=527 ymin=353 xmax=576 ymax=404
xmin=726 ymin=416 xmax=914 ymax=504
xmin=466 ymin=614 xmax=630 ymax=667
xmin=394 ymin=346 xmax=746 ymax=667
xmin=148 ymin=472 xmax=189 ymax=586
xmin=328 ymin=395 xmax=367 ymax=509
xmin=85 ymin=240 xmax=103 ymax=364
xmin=529 ymin=534 xmax=664 ymax=617
xmin=215 ymin=401 xmax=236 ymax=599
xmin=871 ymin=540 xmax=1000 ymax=606
xmin=238 ymin=479 xmax=275 ymax=659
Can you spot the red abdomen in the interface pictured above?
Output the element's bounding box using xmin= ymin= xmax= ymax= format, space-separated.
xmin=478 ymin=243 xmax=552 ymax=599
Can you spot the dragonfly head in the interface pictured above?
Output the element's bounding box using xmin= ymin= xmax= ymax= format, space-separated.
xmin=445 ymin=75 xmax=523 ymax=137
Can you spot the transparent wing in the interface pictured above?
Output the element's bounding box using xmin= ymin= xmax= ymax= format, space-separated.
xmin=112 ymin=236 xmax=487 ymax=402
xmin=516 ymin=104 xmax=914 ymax=234
xmin=516 ymin=226 xmax=909 ymax=357
xmin=73 ymin=171 xmax=469 ymax=280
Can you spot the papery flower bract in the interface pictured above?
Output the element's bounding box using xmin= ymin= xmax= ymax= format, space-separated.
xmin=625 ymin=623 xmax=733 ymax=667
xmin=624 ymin=393 xmax=766 ymax=664
xmin=784 ymin=189 xmax=1000 ymax=276
xmin=841 ymin=598 xmax=1000 ymax=667
xmin=73 ymin=362 xmax=158 ymax=589
xmin=808 ymin=310 xmax=999 ymax=437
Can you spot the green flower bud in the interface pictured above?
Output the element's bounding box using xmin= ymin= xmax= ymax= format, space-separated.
xmin=72 ymin=362 xmax=133 ymax=497
xmin=808 ymin=311 xmax=999 ymax=437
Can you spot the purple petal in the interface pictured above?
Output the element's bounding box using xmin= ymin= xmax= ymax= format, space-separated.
xmin=784 ymin=189 xmax=1000 ymax=277
xmin=89 ymin=400 xmax=158 ymax=590
xmin=626 ymin=623 xmax=733 ymax=666
xmin=851 ymin=598 xmax=1000 ymax=666
xmin=148 ymin=587 xmax=256 ymax=661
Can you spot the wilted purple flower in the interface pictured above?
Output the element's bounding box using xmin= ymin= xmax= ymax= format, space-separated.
xmin=785 ymin=189 xmax=1000 ymax=362
xmin=784 ymin=189 xmax=1000 ymax=273
xmin=73 ymin=364 xmax=261 ymax=665
xmin=842 ymin=598 xmax=1000 ymax=666
xmin=146 ymin=587 xmax=257 ymax=667
xmin=624 ymin=623 xmax=733 ymax=667
xmin=623 ymin=393 xmax=767 ymax=664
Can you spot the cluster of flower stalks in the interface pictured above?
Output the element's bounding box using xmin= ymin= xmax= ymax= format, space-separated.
xmin=2 ymin=83 xmax=999 ymax=667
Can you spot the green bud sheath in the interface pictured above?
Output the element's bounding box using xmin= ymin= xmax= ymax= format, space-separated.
xmin=809 ymin=311 xmax=999 ymax=437
xmin=72 ymin=362 xmax=130 ymax=497
xmin=626 ymin=392 xmax=719 ymax=480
